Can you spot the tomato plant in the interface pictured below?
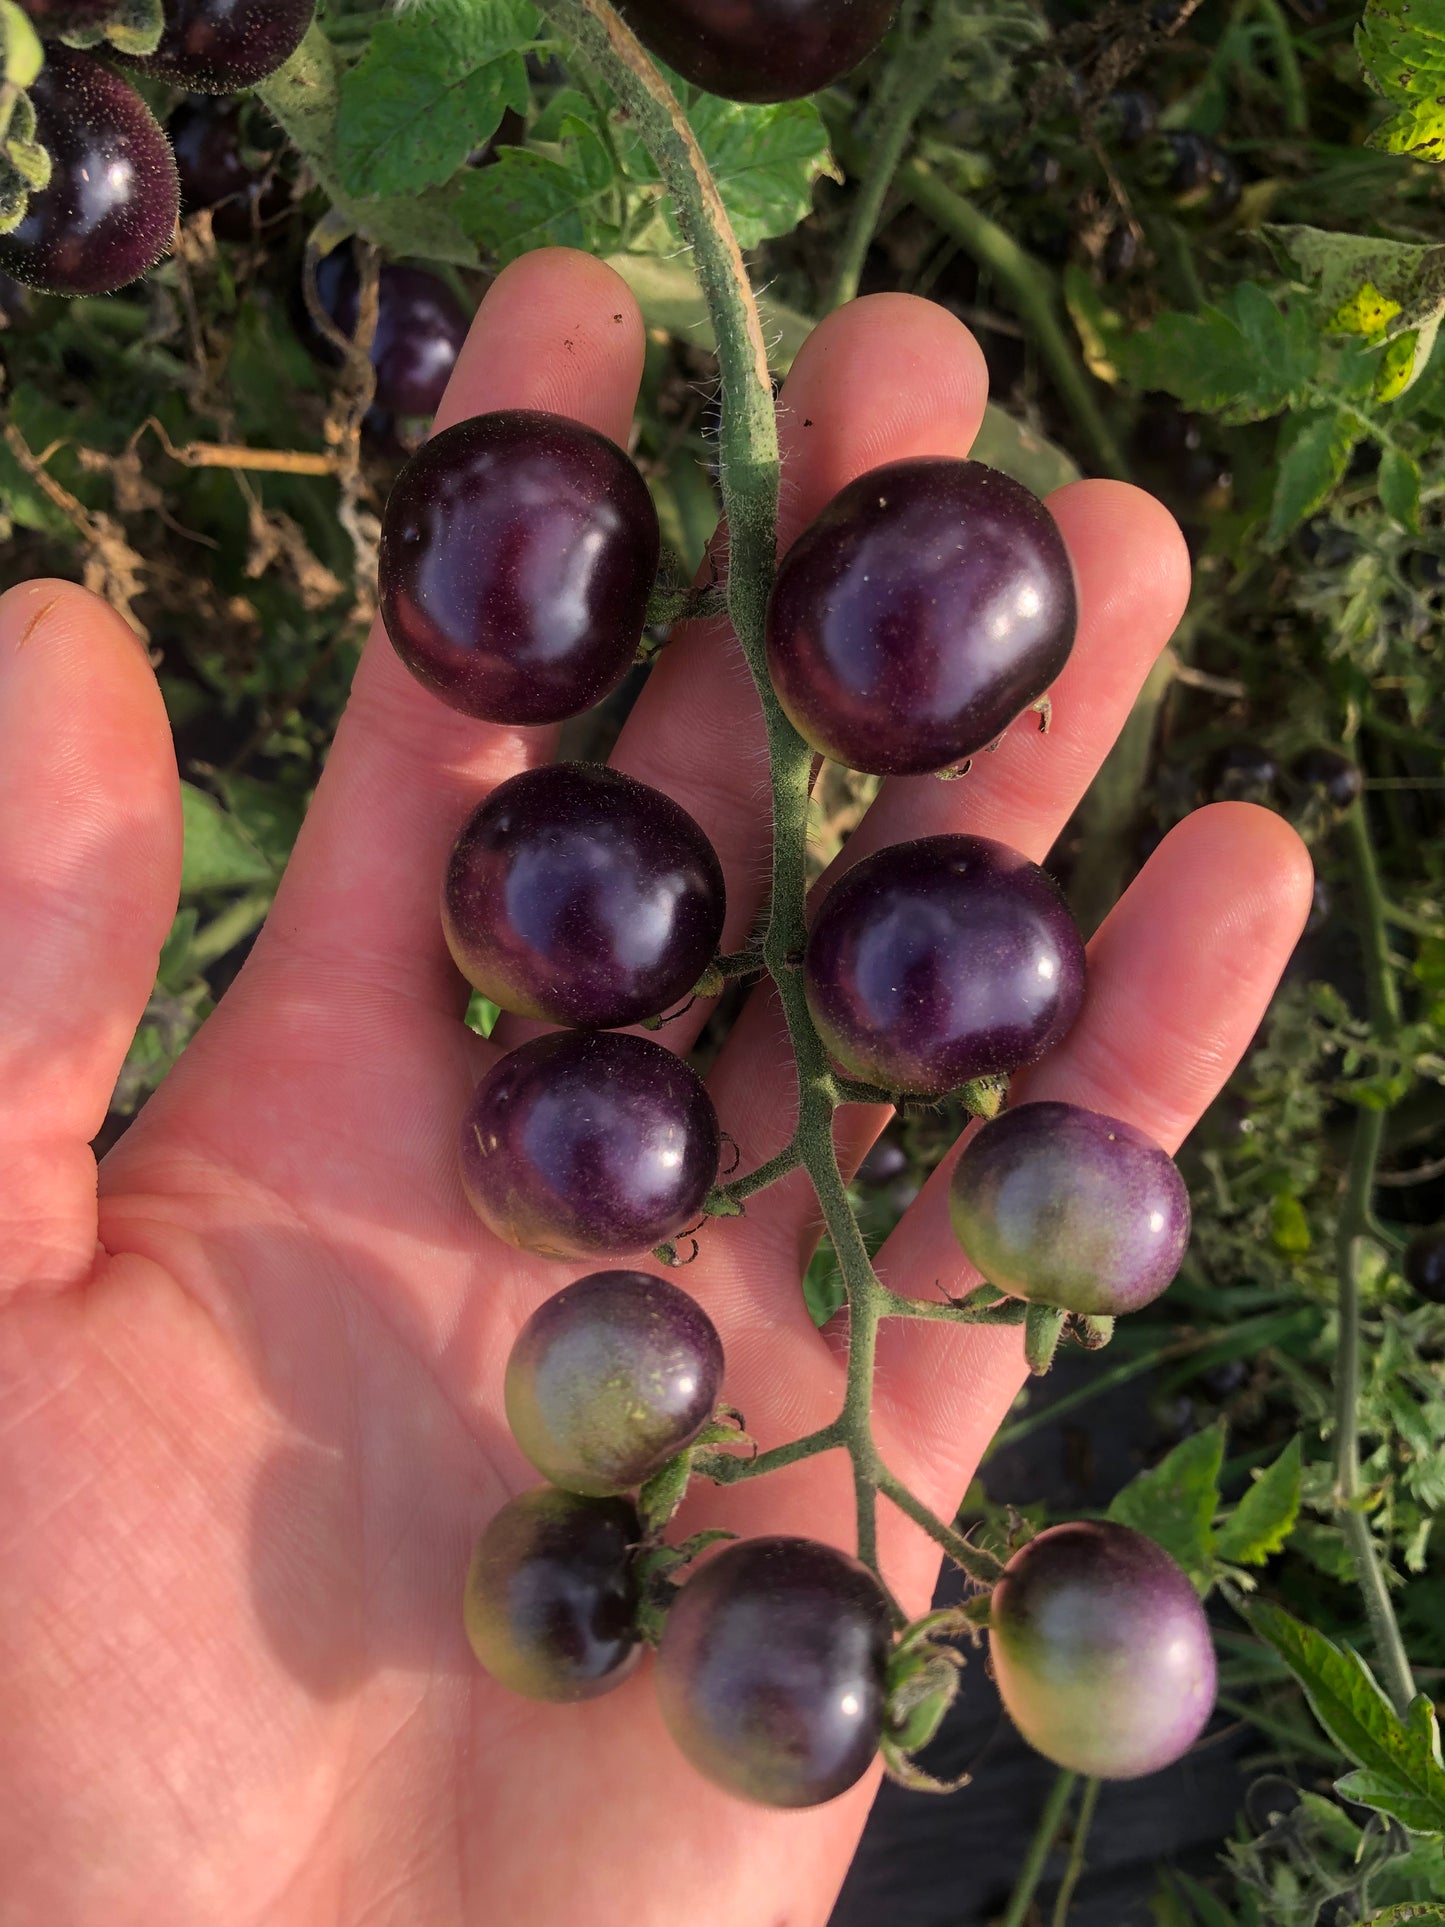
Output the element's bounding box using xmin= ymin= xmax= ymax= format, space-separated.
xmin=5 ymin=0 xmax=1445 ymax=1920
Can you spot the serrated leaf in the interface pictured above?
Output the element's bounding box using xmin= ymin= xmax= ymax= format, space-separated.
xmin=1243 ymin=1598 xmax=1445 ymax=1834
xmin=180 ymin=783 xmax=280 ymax=894
xmin=1359 ymin=0 xmax=1445 ymax=160
xmin=1266 ymin=408 xmax=1359 ymax=547
xmin=628 ymin=89 xmax=836 ymax=249
xmin=336 ymin=0 xmax=536 ymax=199
xmin=1271 ymin=227 xmax=1445 ymax=342
xmin=1380 ymin=445 xmax=1423 ymax=529
xmin=1107 ymin=1426 xmax=1224 ymax=1580
xmin=1120 ymin=282 xmax=1319 ymax=424
xmin=458 ymin=114 xmax=623 ymax=262
xmin=1216 ymin=1437 xmax=1302 ymax=1566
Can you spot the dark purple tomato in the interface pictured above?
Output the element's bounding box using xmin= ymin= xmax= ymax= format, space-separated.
xmin=989 ymin=1521 xmax=1216 ymax=1778
xmin=655 ymin=1538 xmax=892 ymax=1807
xmin=949 ymin=1102 xmax=1191 ymax=1315
xmin=0 ymin=47 xmax=177 ymax=297
xmin=123 ymin=0 xmax=313 ymax=90
xmin=804 ymin=834 xmax=1086 ymax=1096
xmin=443 ymin=763 xmax=726 ymax=1029
xmin=1206 ymin=740 xmax=1278 ymax=803
xmin=616 ymin=0 xmax=898 ymax=104
xmin=460 ymin=1031 xmax=721 ymax=1261
xmin=1404 ymin=1228 xmax=1445 ymax=1304
xmin=312 ymin=248 xmax=470 ymax=419
xmin=16 ymin=0 xmax=124 ymax=29
xmin=505 ymin=1271 xmax=725 ymax=1494
xmin=168 ymin=97 xmax=286 ymax=240
xmin=1104 ymin=90 xmax=1157 ymax=146
xmin=379 ymin=410 xmax=660 ymax=725
xmin=463 ymin=1486 xmax=641 ymax=1702
xmin=1102 ymin=222 xmax=1139 ymax=278
xmin=766 ymin=459 xmax=1076 ymax=777
xmin=1291 ymin=746 xmax=1362 ymax=811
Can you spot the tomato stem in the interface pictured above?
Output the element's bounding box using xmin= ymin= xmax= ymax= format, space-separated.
xmin=537 ymin=0 xmax=999 ymax=1618
xmin=998 ymin=1768 xmax=1079 ymax=1927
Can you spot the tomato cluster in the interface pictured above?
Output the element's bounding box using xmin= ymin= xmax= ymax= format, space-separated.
xmin=377 ymin=392 xmax=1213 ymax=1799
xmin=1 ymin=0 xmax=312 ymax=295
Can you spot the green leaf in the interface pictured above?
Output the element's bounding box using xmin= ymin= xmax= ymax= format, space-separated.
xmin=803 ymin=1240 xmax=845 ymax=1328
xmin=1119 ymin=282 xmax=1319 ymax=424
xmin=180 ymin=783 xmax=280 ymax=894
xmin=631 ymin=89 xmax=836 ymax=249
xmin=1358 ymin=0 xmax=1445 ymax=161
xmin=1243 ymin=1598 xmax=1445 ymax=1834
xmin=458 ymin=113 xmax=624 ymax=262
xmin=1216 ymin=1437 xmax=1302 ymax=1566
xmin=1270 ymin=1189 xmax=1312 ymax=1254
xmin=1354 ymin=1907 xmax=1445 ymax=1925
xmin=1107 ymin=1426 xmax=1224 ymax=1580
xmin=335 ymin=0 xmax=536 ymax=199
xmin=1266 ymin=408 xmax=1359 ymax=548
xmin=1379 ymin=445 xmax=1423 ymax=530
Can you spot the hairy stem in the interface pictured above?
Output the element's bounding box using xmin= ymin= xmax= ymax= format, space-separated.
xmin=1337 ymin=801 xmax=1415 ymax=1715
xmin=1051 ymin=1777 xmax=1099 ymax=1926
xmin=1000 ymin=1770 xmax=1078 ymax=1927
xmin=827 ymin=7 xmax=958 ymax=311
xmin=536 ymin=0 xmax=997 ymax=1612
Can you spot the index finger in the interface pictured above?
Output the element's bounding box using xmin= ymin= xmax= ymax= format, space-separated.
xmin=243 ymin=247 xmax=649 ymax=1015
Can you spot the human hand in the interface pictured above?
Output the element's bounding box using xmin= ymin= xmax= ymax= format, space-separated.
xmin=0 ymin=246 xmax=1313 ymax=1927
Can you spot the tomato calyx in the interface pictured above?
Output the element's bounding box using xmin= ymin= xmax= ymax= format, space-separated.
xmin=880 ymin=1606 xmax=989 ymax=1794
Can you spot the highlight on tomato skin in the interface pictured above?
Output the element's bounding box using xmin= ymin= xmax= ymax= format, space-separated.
xmin=311 ymin=248 xmax=471 ymax=420
xmin=0 ymin=46 xmax=179 ymax=298
xmin=378 ymin=410 xmax=660 ymax=724
xmin=655 ymin=1536 xmax=893 ymax=1808
xmin=616 ymin=0 xmax=900 ymax=105
xmin=460 ymin=1031 xmax=721 ymax=1263
xmin=463 ymin=1487 xmax=643 ymax=1703
xmin=803 ymin=834 xmax=1086 ymax=1098
xmin=949 ymin=1101 xmax=1192 ymax=1317
xmin=988 ymin=1521 xmax=1217 ymax=1780
xmin=441 ymin=763 xmax=727 ymax=1032
xmin=766 ymin=458 xmax=1077 ymax=778
xmin=504 ymin=1270 xmax=725 ymax=1495
xmin=122 ymin=0 xmax=316 ymax=92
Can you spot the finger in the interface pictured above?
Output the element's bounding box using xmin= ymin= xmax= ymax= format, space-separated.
xmin=705 ymin=480 xmax=1191 ymax=1192
xmin=245 ymin=248 xmax=648 ymax=1016
xmin=866 ymin=804 xmax=1314 ymax=1558
xmin=0 ymin=579 xmax=181 ymax=1294
xmin=602 ymin=295 xmax=990 ymax=1050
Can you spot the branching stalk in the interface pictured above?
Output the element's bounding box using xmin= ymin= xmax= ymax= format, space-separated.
xmin=1336 ymin=802 xmax=1416 ymax=1716
xmin=533 ymin=0 xmax=996 ymax=1605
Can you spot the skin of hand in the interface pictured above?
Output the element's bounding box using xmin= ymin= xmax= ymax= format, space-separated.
xmin=0 ymin=246 xmax=1313 ymax=1927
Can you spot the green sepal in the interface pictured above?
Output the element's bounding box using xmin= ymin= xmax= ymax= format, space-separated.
xmin=637 ymin=1409 xmax=751 ymax=1532
xmin=0 ymin=0 xmax=43 ymax=86
xmin=1070 ymin=1312 xmax=1115 ymax=1351
xmin=633 ymin=1527 xmax=736 ymax=1642
xmin=1024 ymin=1302 xmax=1067 ymax=1374
xmin=959 ymin=1075 xmax=1008 ymax=1121
xmin=61 ymin=0 xmax=164 ymax=56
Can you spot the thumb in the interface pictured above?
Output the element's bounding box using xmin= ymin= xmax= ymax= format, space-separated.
xmin=0 ymin=580 xmax=181 ymax=1295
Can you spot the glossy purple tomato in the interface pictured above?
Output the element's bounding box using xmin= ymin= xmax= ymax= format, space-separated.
xmin=123 ymin=0 xmax=313 ymax=90
xmin=505 ymin=1271 xmax=725 ymax=1494
xmin=379 ymin=410 xmax=661 ymax=725
xmin=460 ymin=1030 xmax=721 ymax=1261
xmin=949 ymin=1102 xmax=1191 ymax=1315
xmin=464 ymin=1487 xmax=641 ymax=1702
xmin=169 ymin=97 xmax=286 ymax=239
xmin=989 ymin=1521 xmax=1216 ymax=1779
xmin=0 ymin=48 xmax=177 ymax=297
xmin=766 ymin=459 xmax=1077 ymax=776
xmin=617 ymin=0 xmax=898 ymax=103
xmin=312 ymin=248 xmax=470 ymax=419
xmin=804 ymin=835 xmax=1086 ymax=1096
xmin=656 ymin=1538 xmax=892 ymax=1807
xmin=1404 ymin=1228 xmax=1445 ymax=1305
xmin=443 ymin=763 xmax=726 ymax=1029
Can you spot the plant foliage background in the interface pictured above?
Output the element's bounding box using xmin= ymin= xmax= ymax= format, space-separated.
xmin=3 ymin=0 xmax=1445 ymax=1920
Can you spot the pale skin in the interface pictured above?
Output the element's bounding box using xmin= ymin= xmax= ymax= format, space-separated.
xmin=0 ymin=247 xmax=1314 ymax=1927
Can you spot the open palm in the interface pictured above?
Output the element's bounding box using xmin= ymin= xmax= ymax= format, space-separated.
xmin=0 ymin=248 xmax=1313 ymax=1927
